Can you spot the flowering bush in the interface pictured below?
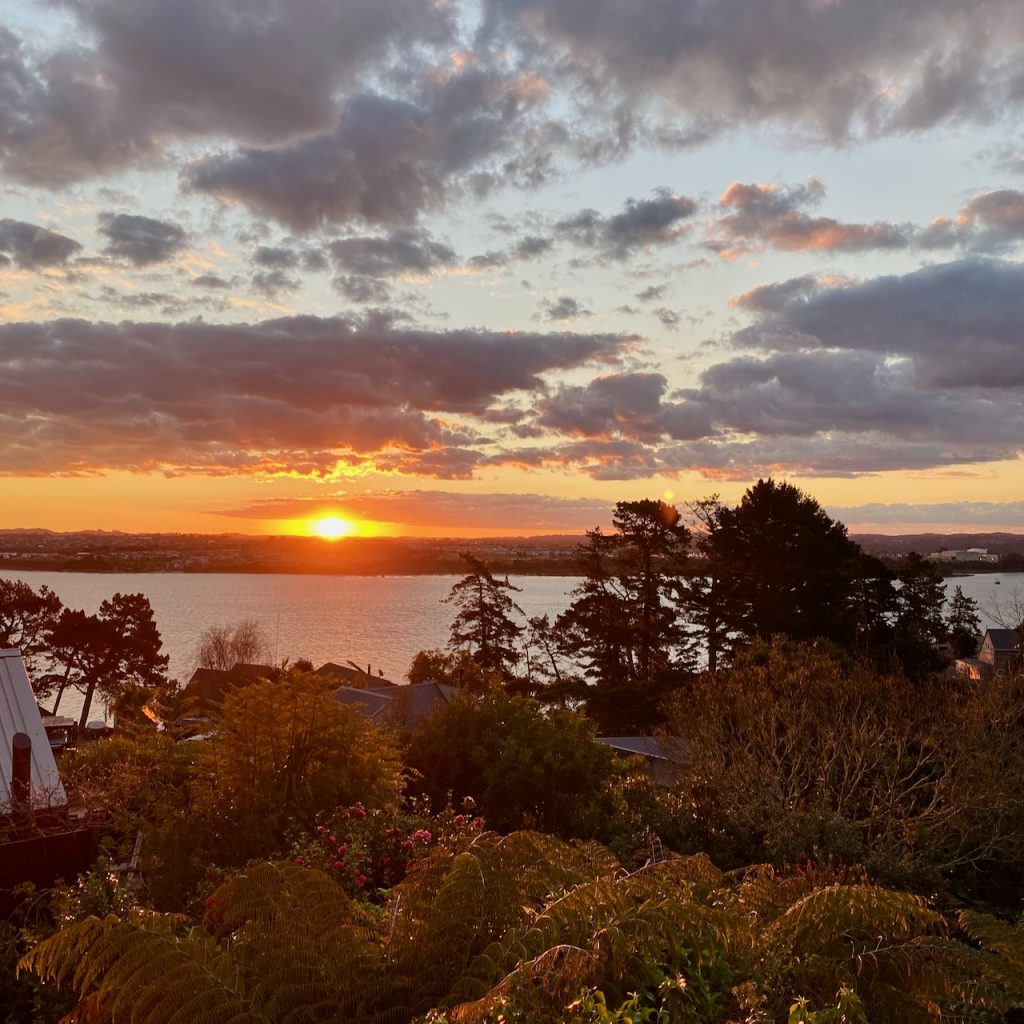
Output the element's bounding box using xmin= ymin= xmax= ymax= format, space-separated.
xmin=288 ymin=798 xmax=484 ymax=899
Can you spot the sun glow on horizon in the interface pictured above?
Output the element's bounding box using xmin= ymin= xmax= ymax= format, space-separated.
xmin=310 ymin=515 xmax=355 ymax=539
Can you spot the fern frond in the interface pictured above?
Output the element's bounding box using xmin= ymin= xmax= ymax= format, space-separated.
xmin=20 ymin=914 xmax=270 ymax=1024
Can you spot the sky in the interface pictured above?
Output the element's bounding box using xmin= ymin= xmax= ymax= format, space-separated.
xmin=2 ymin=0 xmax=1024 ymax=538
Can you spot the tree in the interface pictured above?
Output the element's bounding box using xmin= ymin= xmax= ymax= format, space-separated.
xmin=893 ymin=552 xmax=948 ymax=678
xmin=406 ymin=690 xmax=618 ymax=837
xmin=685 ymin=479 xmax=867 ymax=659
xmin=444 ymin=554 xmax=524 ymax=677
xmin=554 ymin=499 xmax=690 ymax=727
xmin=48 ymin=593 xmax=169 ymax=726
xmin=0 ymin=578 xmax=63 ymax=683
xmin=947 ymin=585 xmax=982 ymax=658
xmin=193 ymin=618 xmax=272 ymax=672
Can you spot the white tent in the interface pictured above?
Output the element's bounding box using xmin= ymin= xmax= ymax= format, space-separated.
xmin=0 ymin=648 xmax=67 ymax=812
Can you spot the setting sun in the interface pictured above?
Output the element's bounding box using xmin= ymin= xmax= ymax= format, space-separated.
xmin=311 ymin=515 xmax=354 ymax=539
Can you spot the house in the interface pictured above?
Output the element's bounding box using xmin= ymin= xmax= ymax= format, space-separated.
xmin=334 ymin=681 xmax=455 ymax=730
xmin=1 ymin=649 xmax=67 ymax=813
xmin=977 ymin=628 xmax=1021 ymax=674
xmin=596 ymin=736 xmax=690 ymax=788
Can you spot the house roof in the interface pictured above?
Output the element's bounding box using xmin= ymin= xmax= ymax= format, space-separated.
xmin=0 ymin=649 xmax=67 ymax=812
xmin=596 ymin=736 xmax=690 ymax=763
xmin=984 ymin=628 xmax=1021 ymax=651
xmin=316 ymin=662 xmax=398 ymax=688
xmin=333 ymin=681 xmax=455 ymax=728
xmin=181 ymin=663 xmax=273 ymax=709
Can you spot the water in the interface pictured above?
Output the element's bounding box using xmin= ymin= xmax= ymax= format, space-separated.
xmin=0 ymin=571 xmax=578 ymax=720
xmin=3 ymin=569 xmax=1021 ymax=722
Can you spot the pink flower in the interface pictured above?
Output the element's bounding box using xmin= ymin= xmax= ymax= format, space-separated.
xmin=205 ymin=896 xmax=216 ymax=908
xmin=402 ymin=839 xmax=414 ymax=850
xmin=356 ymin=874 xmax=368 ymax=888
xmin=328 ymin=835 xmax=337 ymax=844
xmin=334 ymin=860 xmax=343 ymax=870
xmin=294 ymin=856 xmax=304 ymax=865
xmin=454 ymin=814 xmax=465 ymax=825
xmin=337 ymin=845 xmax=347 ymax=856
xmin=315 ymin=826 xmax=325 ymax=835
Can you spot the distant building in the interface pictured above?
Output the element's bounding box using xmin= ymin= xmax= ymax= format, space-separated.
xmin=929 ymin=548 xmax=1001 ymax=564
xmin=179 ymin=663 xmax=275 ymax=718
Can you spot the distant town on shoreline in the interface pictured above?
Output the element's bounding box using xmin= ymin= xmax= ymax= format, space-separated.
xmin=2 ymin=527 xmax=1023 ymax=576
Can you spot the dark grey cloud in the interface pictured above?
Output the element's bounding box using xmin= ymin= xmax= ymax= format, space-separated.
xmin=731 ymin=274 xmax=824 ymax=313
xmin=483 ymin=0 xmax=1024 ymax=143
xmin=653 ymin=307 xmax=681 ymax=330
xmin=0 ymin=218 xmax=81 ymax=268
xmin=0 ymin=315 xmax=627 ymax=476
xmin=0 ymin=2 xmax=454 ymax=185
xmin=185 ymin=66 xmax=552 ymax=232
xmin=252 ymin=246 xmax=299 ymax=269
xmin=635 ymin=284 xmax=666 ymax=303
xmin=98 ymin=212 xmax=188 ymax=265
xmin=327 ymin=229 xmax=456 ymax=278
xmin=735 ymin=258 xmax=1024 ymax=388
xmin=542 ymin=295 xmax=591 ymax=320
xmin=555 ymin=188 xmax=695 ymax=259
xmin=709 ymin=180 xmax=911 ymax=257
xmin=333 ymin=276 xmax=393 ymax=304
xmin=191 ymin=273 xmax=231 ymax=289
xmin=251 ymin=269 xmax=301 ymax=297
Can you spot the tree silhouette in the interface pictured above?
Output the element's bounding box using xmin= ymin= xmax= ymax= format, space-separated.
xmin=445 ymin=554 xmax=524 ymax=677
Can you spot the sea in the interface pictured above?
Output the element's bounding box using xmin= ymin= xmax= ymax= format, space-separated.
xmin=3 ymin=569 xmax=1021 ymax=724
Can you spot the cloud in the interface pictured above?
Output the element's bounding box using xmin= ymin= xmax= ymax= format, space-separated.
xmin=191 ymin=273 xmax=231 ymax=289
xmin=213 ymin=489 xmax=613 ymax=531
xmin=185 ymin=65 xmax=552 ymax=232
xmin=735 ymin=257 xmax=1024 ymax=388
xmin=483 ymin=0 xmax=1024 ymax=143
xmin=709 ymin=180 xmax=911 ymax=258
xmin=252 ymin=246 xmax=299 ymax=269
xmin=828 ymin=501 xmax=1024 ymax=529
xmin=541 ymin=295 xmax=591 ymax=320
xmin=98 ymin=212 xmax=189 ymax=265
xmin=0 ymin=218 xmax=81 ymax=268
xmin=251 ymin=269 xmax=301 ymax=296
xmin=0 ymin=2 xmax=454 ymax=184
xmin=555 ymin=188 xmax=695 ymax=259
xmin=0 ymin=315 xmax=628 ymax=476
xmin=326 ymin=229 xmax=456 ymax=278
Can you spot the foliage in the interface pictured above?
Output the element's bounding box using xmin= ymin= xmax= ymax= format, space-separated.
xmin=665 ymin=640 xmax=1024 ymax=895
xmin=406 ymin=689 xmax=619 ymax=838
xmin=892 ymin=552 xmax=949 ymax=678
xmin=445 ymin=554 xmax=525 ymax=677
xmin=288 ymin=799 xmax=484 ymax=899
xmin=0 ymin=578 xmax=63 ymax=679
xmin=22 ymin=834 xmax=1024 ymax=1024
xmin=407 ymin=647 xmax=502 ymax=692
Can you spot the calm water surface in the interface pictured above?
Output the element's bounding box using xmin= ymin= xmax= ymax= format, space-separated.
xmin=4 ymin=569 xmax=1021 ymax=722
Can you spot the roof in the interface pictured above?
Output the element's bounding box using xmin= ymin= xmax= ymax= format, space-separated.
xmin=181 ymin=664 xmax=273 ymax=710
xmin=0 ymin=648 xmax=67 ymax=812
xmin=333 ymin=681 xmax=455 ymax=728
xmin=316 ymin=662 xmax=398 ymax=688
xmin=596 ymin=736 xmax=690 ymax=763
xmin=984 ymin=628 xmax=1021 ymax=652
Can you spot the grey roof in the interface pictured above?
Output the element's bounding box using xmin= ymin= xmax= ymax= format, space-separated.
xmin=333 ymin=682 xmax=455 ymax=728
xmin=597 ymin=736 xmax=690 ymax=763
xmin=0 ymin=648 xmax=67 ymax=811
xmin=316 ymin=662 xmax=398 ymax=688
xmin=985 ymin=628 xmax=1021 ymax=651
